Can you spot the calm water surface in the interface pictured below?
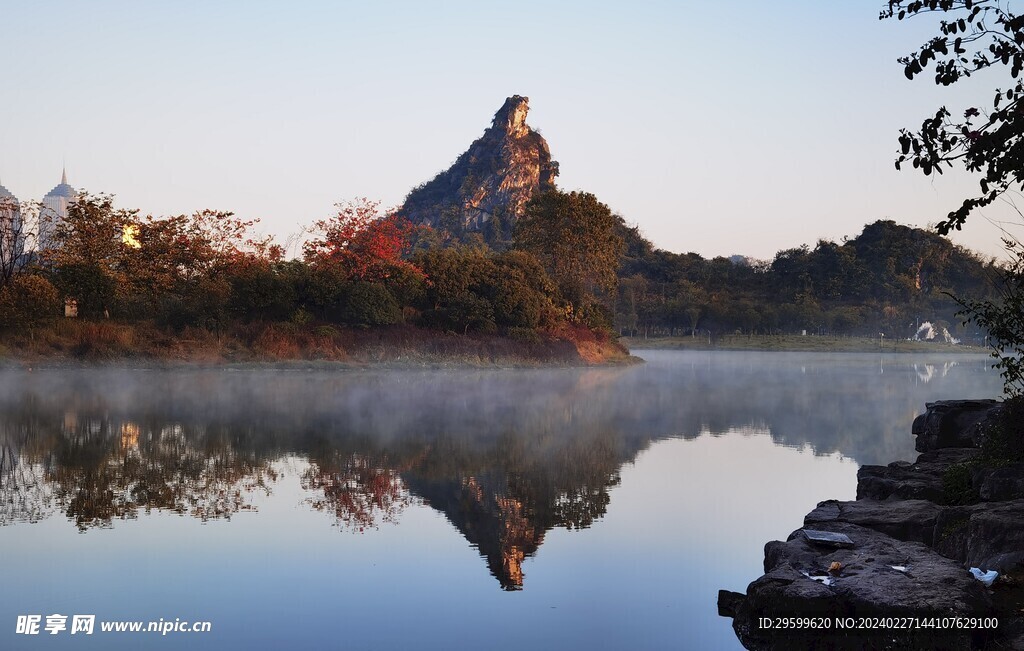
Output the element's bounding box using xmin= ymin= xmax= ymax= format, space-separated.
xmin=0 ymin=350 xmax=1003 ymax=650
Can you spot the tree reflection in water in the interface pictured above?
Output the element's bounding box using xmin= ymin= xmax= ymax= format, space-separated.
xmin=0 ymin=401 xmax=625 ymax=590
xmin=0 ymin=423 xmax=54 ymax=526
xmin=400 ymin=429 xmax=623 ymax=589
xmin=35 ymin=416 xmax=278 ymax=531
xmin=302 ymin=453 xmax=412 ymax=532
xmin=0 ymin=407 xmax=622 ymax=589
xmin=0 ymin=353 xmax=999 ymax=589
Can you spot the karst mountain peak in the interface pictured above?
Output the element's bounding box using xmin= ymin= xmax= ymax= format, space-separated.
xmin=399 ymin=95 xmax=559 ymax=245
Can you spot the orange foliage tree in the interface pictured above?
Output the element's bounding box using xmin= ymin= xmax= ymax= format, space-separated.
xmin=126 ymin=209 xmax=280 ymax=288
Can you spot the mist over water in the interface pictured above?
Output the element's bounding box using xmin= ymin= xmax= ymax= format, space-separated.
xmin=0 ymin=350 xmax=1003 ymax=650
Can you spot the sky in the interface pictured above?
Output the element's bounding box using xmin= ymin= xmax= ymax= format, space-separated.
xmin=1 ymin=0 xmax=1021 ymax=261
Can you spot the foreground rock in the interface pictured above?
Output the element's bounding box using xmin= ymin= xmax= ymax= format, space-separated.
xmin=727 ymin=522 xmax=993 ymax=650
xmin=935 ymin=500 xmax=1024 ymax=572
xmin=805 ymin=499 xmax=941 ymax=544
xmin=856 ymin=448 xmax=978 ymax=503
xmin=721 ymin=399 xmax=1024 ymax=650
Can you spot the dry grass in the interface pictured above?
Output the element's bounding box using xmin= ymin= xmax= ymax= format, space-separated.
xmin=623 ymin=334 xmax=988 ymax=354
xmin=0 ymin=321 xmax=636 ymax=368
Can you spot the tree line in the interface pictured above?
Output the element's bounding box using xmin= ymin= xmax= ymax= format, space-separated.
xmin=612 ymin=219 xmax=999 ymax=342
xmin=0 ymin=190 xmax=624 ymax=342
xmin=1 ymin=184 xmax=1005 ymax=349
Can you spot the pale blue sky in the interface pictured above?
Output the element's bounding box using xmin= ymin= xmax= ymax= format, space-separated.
xmin=0 ymin=1 xmax=1016 ymax=259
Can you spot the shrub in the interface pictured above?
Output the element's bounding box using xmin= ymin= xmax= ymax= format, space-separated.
xmin=414 ymin=248 xmax=497 ymax=332
xmin=381 ymin=263 xmax=426 ymax=306
xmin=980 ymin=396 xmax=1024 ymax=465
xmin=942 ymin=463 xmax=978 ymax=506
xmin=156 ymin=276 xmax=231 ymax=331
xmin=958 ymin=239 xmax=1024 ymax=397
xmin=341 ymin=282 xmax=401 ymax=327
xmin=69 ymin=321 xmax=137 ymax=358
xmin=507 ymin=327 xmax=541 ymax=344
xmin=492 ymin=277 xmax=545 ymax=328
xmin=52 ymin=262 xmax=117 ymax=318
xmin=577 ymin=299 xmax=614 ymax=331
xmin=301 ymin=264 xmax=349 ymax=320
xmin=0 ymin=274 xmax=61 ymax=334
xmin=227 ymin=261 xmax=297 ymax=321
xmin=314 ymin=325 xmax=339 ymax=338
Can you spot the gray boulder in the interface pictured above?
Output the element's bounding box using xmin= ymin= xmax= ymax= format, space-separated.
xmin=857 ymin=448 xmax=978 ymax=502
xmin=935 ymin=499 xmax=1024 ymax=572
xmin=978 ymin=463 xmax=1024 ymax=502
xmin=805 ymin=499 xmax=941 ymax=545
xmin=732 ymin=522 xmax=994 ymax=650
xmin=913 ymin=399 xmax=1001 ymax=452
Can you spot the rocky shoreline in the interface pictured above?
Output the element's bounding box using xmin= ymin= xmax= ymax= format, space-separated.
xmin=719 ymin=400 xmax=1024 ymax=650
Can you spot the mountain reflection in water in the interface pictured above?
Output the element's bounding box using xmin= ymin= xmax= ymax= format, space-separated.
xmin=0 ymin=351 xmax=1000 ymax=591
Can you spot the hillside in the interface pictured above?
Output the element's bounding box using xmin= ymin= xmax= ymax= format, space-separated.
xmin=613 ymin=220 xmax=999 ymax=342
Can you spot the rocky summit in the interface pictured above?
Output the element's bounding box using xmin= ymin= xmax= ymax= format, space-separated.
xmin=399 ymin=95 xmax=558 ymax=245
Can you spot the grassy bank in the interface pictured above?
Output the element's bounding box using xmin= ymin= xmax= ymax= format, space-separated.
xmin=0 ymin=320 xmax=638 ymax=368
xmin=622 ymin=334 xmax=989 ymax=354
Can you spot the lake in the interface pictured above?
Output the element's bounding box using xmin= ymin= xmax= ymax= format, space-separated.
xmin=0 ymin=350 xmax=1003 ymax=650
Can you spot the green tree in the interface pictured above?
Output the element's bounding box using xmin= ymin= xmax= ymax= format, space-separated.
xmin=883 ymin=0 xmax=1024 ymax=233
xmin=226 ymin=258 xmax=298 ymax=322
xmin=958 ymin=238 xmax=1024 ymax=396
xmin=491 ymin=251 xmax=557 ymax=329
xmin=341 ymin=282 xmax=402 ymax=327
xmin=516 ymin=190 xmax=624 ymax=321
xmin=883 ymin=1 xmax=1024 ymax=394
xmin=674 ymin=279 xmax=708 ymax=337
xmin=52 ymin=263 xmax=118 ymax=319
xmin=615 ymin=275 xmax=646 ymax=335
xmin=300 ymin=263 xmax=351 ymax=321
xmin=413 ymin=247 xmax=557 ymax=333
xmin=45 ymin=194 xmax=135 ymax=317
xmin=414 ymin=247 xmax=500 ymax=332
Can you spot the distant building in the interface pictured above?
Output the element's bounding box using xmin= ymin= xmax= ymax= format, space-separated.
xmin=0 ymin=178 xmax=24 ymax=262
xmin=38 ymin=168 xmax=77 ymax=251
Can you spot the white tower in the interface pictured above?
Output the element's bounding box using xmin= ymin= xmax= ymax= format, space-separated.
xmin=39 ymin=168 xmax=76 ymax=251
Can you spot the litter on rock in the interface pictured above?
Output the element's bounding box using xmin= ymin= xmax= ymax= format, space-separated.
xmin=801 ymin=571 xmax=833 ymax=587
xmin=801 ymin=529 xmax=854 ymax=548
xmin=969 ymin=568 xmax=998 ymax=587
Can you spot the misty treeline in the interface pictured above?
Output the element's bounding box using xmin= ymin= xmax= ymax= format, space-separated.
xmin=0 ymin=187 xmax=1004 ymax=349
xmin=0 ymin=191 xmax=623 ymax=347
xmin=612 ymin=219 xmax=999 ymax=342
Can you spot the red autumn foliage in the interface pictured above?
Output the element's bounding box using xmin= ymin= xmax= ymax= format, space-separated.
xmin=303 ymin=199 xmax=423 ymax=282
